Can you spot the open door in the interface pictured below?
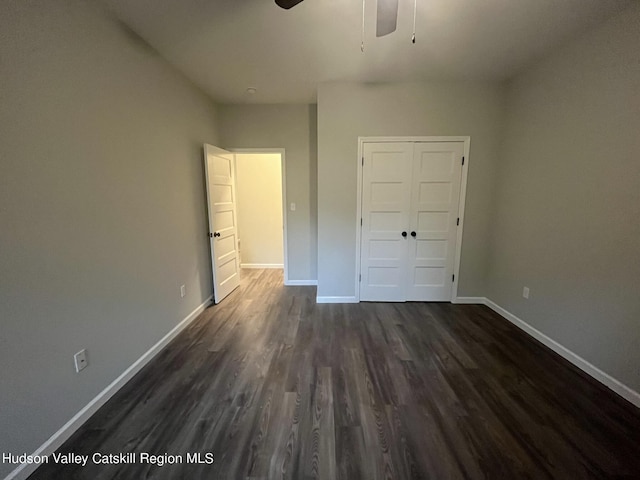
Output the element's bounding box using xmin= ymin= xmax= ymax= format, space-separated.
xmin=204 ymin=144 xmax=241 ymax=303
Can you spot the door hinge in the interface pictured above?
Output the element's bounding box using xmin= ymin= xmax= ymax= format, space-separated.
xmin=360 ymin=218 xmax=363 ymax=226
xmin=452 ymin=274 xmax=455 ymax=282
xmin=362 ymin=157 xmax=364 ymax=166
xmin=457 ymin=218 xmax=460 ymax=226
xmin=359 ymin=274 xmax=362 ymax=282
xmin=462 ymin=156 xmax=465 ymax=166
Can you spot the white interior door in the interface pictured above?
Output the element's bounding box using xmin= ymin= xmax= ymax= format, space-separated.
xmin=359 ymin=140 xmax=465 ymax=302
xmin=406 ymin=142 xmax=464 ymax=301
xmin=360 ymin=143 xmax=413 ymax=301
xmin=204 ymin=144 xmax=241 ymax=304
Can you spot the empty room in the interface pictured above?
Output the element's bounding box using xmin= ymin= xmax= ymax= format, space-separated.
xmin=1 ymin=0 xmax=639 ymax=479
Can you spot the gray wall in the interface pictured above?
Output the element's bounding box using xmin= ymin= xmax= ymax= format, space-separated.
xmin=218 ymin=104 xmax=318 ymax=282
xmin=487 ymin=4 xmax=640 ymax=392
xmin=0 ymin=0 xmax=220 ymax=474
xmin=317 ymin=82 xmax=504 ymax=298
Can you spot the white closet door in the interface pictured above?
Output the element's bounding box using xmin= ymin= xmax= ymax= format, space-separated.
xmin=360 ymin=142 xmax=413 ymax=301
xmin=406 ymin=142 xmax=464 ymax=301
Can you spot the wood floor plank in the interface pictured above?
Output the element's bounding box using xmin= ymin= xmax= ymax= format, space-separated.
xmin=28 ymin=269 xmax=640 ymax=480
xmin=335 ymin=426 xmax=367 ymax=480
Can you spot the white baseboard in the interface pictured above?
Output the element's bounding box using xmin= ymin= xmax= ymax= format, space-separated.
xmin=316 ymin=296 xmax=358 ymax=304
xmin=5 ymin=296 xmax=213 ymax=480
xmin=240 ymin=263 xmax=283 ymax=269
xmin=284 ymin=279 xmax=318 ymax=286
xmin=453 ymin=296 xmax=487 ymax=304
xmin=484 ymin=298 xmax=640 ymax=408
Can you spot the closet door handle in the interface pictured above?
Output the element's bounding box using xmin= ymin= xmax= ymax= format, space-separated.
xmin=213 ymin=232 xmax=221 ymax=238
xmin=401 ymin=231 xmax=407 ymax=238
xmin=411 ymin=231 xmax=417 ymax=237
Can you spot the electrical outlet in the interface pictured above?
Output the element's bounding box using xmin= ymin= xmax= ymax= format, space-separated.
xmin=180 ymin=284 xmax=186 ymax=298
xmin=74 ymin=349 xmax=88 ymax=373
xmin=523 ymin=287 xmax=530 ymax=299
xmin=290 ymin=202 xmax=296 ymax=211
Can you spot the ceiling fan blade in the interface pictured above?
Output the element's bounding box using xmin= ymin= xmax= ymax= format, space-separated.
xmin=275 ymin=0 xmax=304 ymax=9
xmin=376 ymin=0 xmax=398 ymax=37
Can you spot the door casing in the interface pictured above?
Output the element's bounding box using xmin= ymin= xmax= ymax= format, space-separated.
xmin=355 ymin=136 xmax=471 ymax=303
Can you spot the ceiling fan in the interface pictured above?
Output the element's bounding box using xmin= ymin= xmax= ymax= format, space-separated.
xmin=275 ymin=0 xmax=399 ymax=37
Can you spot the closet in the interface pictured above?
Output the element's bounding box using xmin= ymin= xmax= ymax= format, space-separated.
xmin=359 ymin=140 xmax=466 ymax=302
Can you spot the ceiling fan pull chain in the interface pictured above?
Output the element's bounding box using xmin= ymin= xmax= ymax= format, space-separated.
xmin=361 ymin=0 xmax=366 ymax=52
xmin=412 ymin=0 xmax=417 ymax=43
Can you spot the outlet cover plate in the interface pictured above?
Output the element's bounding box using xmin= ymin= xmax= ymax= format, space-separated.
xmin=74 ymin=349 xmax=88 ymax=372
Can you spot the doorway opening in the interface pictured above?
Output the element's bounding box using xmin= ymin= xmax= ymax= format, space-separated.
xmin=233 ymin=149 xmax=288 ymax=283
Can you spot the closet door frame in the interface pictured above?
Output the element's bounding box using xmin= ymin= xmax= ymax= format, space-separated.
xmin=355 ymin=136 xmax=471 ymax=303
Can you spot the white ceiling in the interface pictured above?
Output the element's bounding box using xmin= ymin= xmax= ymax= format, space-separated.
xmin=98 ymin=0 xmax=630 ymax=104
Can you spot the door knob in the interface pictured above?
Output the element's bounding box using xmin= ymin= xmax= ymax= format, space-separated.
xmin=213 ymin=232 xmax=221 ymax=238
xmin=411 ymin=231 xmax=417 ymax=237
xmin=401 ymin=231 xmax=407 ymax=237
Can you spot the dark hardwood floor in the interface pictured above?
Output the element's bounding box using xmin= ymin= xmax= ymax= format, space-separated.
xmin=30 ymin=269 xmax=640 ymax=479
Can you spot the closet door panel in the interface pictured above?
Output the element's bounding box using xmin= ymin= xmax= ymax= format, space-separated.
xmin=360 ymin=142 xmax=413 ymax=302
xmin=406 ymin=142 xmax=464 ymax=301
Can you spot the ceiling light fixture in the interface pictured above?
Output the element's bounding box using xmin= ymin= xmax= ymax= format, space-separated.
xmin=246 ymin=87 xmax=257 ymax=95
